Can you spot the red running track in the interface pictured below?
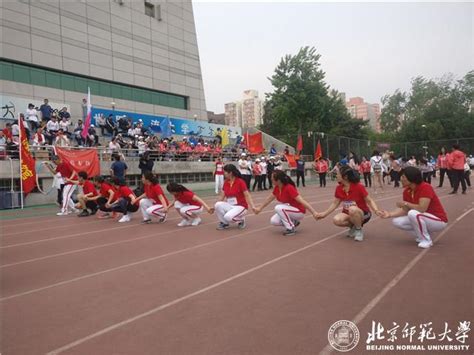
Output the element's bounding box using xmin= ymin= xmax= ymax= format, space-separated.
xmin=1 ymin=184 xmax=472 ymax=355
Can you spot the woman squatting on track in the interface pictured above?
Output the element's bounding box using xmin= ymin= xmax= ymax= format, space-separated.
xmin=379 ymin=166 xmax=448 ymax=249
xmin=214 ymin=164 xmax=256 ymax=230
xmin=137 ymin=172 xmax=169 ymax=224
xmin=315 ymin=165 xmax=381 ymax=241
xmin=109 ymin=177 xmax=140 ymax=223
xmin=254 ymin=171 xmax=318 ymax=236
xmin=166 ymin=182 xmax=213 ymax=227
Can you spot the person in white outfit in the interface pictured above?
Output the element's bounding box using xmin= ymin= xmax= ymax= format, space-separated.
xmin=238 ymin=153 xmax=252 ymax=189
xmin=26 ymin=103 xmax=39 ymax=131
xmin=379 ymin=166 xmax=448 ymax=249
xmin=370 ymin=150 xmax=386 ymax=193
xmin=254 ymin=170 xmax=318 ymax=236
xmin=214 ymin=156 xmax=224 ymax=194
xmin=136 ymin=172 xmax=169 ymax=223
xmin=214 ymin=164 xmax=256 ymax=230
xmin=166 ymin=182 xmax=213 ymax=226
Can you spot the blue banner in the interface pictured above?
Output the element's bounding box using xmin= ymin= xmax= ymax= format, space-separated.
xmin=91 ymin=108 xmax=242 ymax=139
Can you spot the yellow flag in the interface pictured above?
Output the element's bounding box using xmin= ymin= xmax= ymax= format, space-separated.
xmin=220 ymin=128 xmax=229 ymax=146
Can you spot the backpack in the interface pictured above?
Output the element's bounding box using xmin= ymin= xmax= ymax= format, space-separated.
xmin=373 ymin=157 xmax=383 ymax=172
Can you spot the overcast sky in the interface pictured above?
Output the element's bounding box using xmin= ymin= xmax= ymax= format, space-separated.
xmin=192 ymin=1 xmax=473 ymax=113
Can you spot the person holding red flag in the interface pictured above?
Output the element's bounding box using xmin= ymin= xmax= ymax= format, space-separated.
xmin=18 ymin=114 xmax=37 ymax=196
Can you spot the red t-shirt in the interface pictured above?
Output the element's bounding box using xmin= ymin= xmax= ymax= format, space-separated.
xmin=81 ymin=180 xmax=97 ymax=197
xmin=335 ymin=183 xmax=370 ymax=213
xmin=215 ymin=162 xmax=224 ymax=175
xmin=273 ymin=184 xmax=306 ymax=213
xmin=176 ymin=190 xmax=201 ymax=206
xmin=100 ymin=182 xmax=118 ymax=202
xmin=223 ymin=177 xmax=248 ymax=209
xmin=145 ymin=183 xmax=169 ymax=205
xmin=56 ymin=162 xmax=74 ymax=184
xmin=403 ymin=182 xmax=448 ymax=222
xmin=360 ymin=161 xmax=371 ymax=173
xmin=315 ymin=160 xmax=328 ymax=173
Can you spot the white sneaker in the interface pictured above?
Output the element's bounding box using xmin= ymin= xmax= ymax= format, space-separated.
xmin=118 ymin=214 xmax=131 ymax=223
xmin=56 ymin=211 xmax=69 ymax=216
xmin=71 ymin=207 xmax=80 ymax=213
xmin=415 ymin=238 xmax=422 ymax=243
xmin=418 ymin=240 xmax=433 ymax=249
xmin=177 ymin=219 xmax=191 ymax=227
xmin=191 ymin=217 xmax=202 ymax=226
xmin=353 ymin=228 xmax=364 ymax=241
xmin=347 ymin=226 xmax=356 ymax=238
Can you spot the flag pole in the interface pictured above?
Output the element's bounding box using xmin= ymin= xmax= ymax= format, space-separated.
xmin=18 ymin=114 xmax=25 ymax=209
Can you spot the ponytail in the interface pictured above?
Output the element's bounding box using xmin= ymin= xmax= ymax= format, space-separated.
xmin=143 ymin=172 xmax=158 ymax=185
xmin=272 ymin=170 xmax=296 ymax=187
xmin=223 ymin=164 xmax=243 ymax=179
xmin=166 ymin=182 xmax=189 ymax=193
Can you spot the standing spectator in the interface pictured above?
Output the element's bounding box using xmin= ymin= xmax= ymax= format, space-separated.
xmin=260 ymin=157 xmax=268 ymax=190
xmin=110 ymin=153 xmax=128 ymax=179
xmin=370 ymin=150 xmax=386 ymax=194
xmin=214 ymin=156 xmax=224 ymax=194
xmin=40 ymin=98 xmax=53 ymax=123
xmin=252 ymin=158 xmax=262 ymax=191
xmin=81 ymin=98 xmax=88 ymax=121
xmin=390 ymin=155 xmax=402 ymax=188
xmin=238 ymin=153 xmax=251 ymax=188
xmin=267 ymin=156 xmax=276 ymax=188
xmin=0 ymin=131 xmax=6 ymax=158
xmin=95 ymin=114 xmax=106 ymax=136
xmin=419 ymin=158 xmax=433 ymax=184
xmin=359 ymin=156 xmax=372 ymax=188
xmin=348 ymin=151 xmax=360 ymax=171
xmin=448 ymin=144 xmax=467 ymax=194
xmin=73 ymin=120 xmax=85 ymax=146
xmin=295 ymin=155 xmax=306 ymax=187
xmin=436 ymin=147 xmax=449 ymax=188
xmin=464 ymin=158 xmax=471 ymax=189
xmin=314 ymin=157 xmax=329 ymax=187
xmin=469 ymin=155 xmax=474 ymax=169
xmin=2 ymin=123 xmax=13 ymax=140
xmin=139 ymin=151 xmax=154 ymax=176
xmin=26 ymin=103 xmax=39 ymax=131
xmin=269 ymin=144 xmax=277 ymax=156
xmin=105 ymin=114 xmax=116 ymax=136
xmin=11 ymin=120 xmax=20 ymax=143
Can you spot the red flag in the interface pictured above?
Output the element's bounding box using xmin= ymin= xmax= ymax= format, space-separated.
xmin=314 ymin=140 xmax=323 ymax=160
xmin=296 ymin=134 xmax=303 ymax=153
xmin=56 ymin=147 xmax=100 ymax=177
xmin=244 ymin=132 xmax=264 ymax=154
xmin=285 ymin=154 xmax=297 ymax=168
xmin=19 ymin=116 xmax=37 ymax=194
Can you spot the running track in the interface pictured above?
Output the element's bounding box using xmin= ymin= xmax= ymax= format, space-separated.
xmin=1 ymin=184 xmax=472 ymax=355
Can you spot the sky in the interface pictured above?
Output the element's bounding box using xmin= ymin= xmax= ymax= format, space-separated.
xmin=192 ymin=1 xmax=473 ymax=113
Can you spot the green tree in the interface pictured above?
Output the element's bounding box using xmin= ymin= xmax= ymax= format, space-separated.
xmin=379 ymin=90 xmax=406 ymax=133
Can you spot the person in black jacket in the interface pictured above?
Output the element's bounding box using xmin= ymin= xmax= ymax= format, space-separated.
xmin=139 ymin=151 xmax=154 ymax=175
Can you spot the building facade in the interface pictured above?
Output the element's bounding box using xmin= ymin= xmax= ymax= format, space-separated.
xmin=346 ymin=97 xmax=381 ymax=133
xmin=224 ymin=90 xmax=263 ymax=128
xmin=1 ymin=0 xmax=207 ymax=121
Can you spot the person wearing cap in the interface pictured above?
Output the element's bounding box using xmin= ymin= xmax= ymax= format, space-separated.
xmin=46 ymin=155 xmax=78 ymax=216
xmin=238 ymin=153 xmax=251 ymax=188
xmin=87 ymin=124 xmax=99 ymax=146
xmin=252 ymin=158 xmax=263 ymax=191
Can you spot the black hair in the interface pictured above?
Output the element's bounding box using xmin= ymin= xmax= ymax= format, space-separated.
xmin=166 ymin=182 xmax=189 ymax=193
xmin=272 ymin=170 xmax=296 ymax=187
xmin=143 ymin=172 xmax=158 ymax=185
xmin=452 ymin=143 xmax=460 ymax=150
xmin=111 ymin=176 xmax=126 ymax=186
xmin=350 ymin=151 xmax=360 ymax=165
xmin=94 ymin=175 xmax=106 ymax=183
xmin=113 ymin=154 xmax=121 ymax=161
xmin=400 ymin=167 xmax=423 ymax=184
xmin=78 ymin=171 xmax=88 ymax=180
xmin=339 ymin=165 xmax=360 ymax=183
xmin=223 ymin=164 xmax=242 ymax=179
xmin=28 ymin=103 xmax=34 ymax=108
xmin=372 ymin=150 xmax=380 ymax=156
xmin=51 ymin=155 xmax=60 ymax=161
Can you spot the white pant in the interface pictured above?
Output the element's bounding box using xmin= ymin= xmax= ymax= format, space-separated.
xmin=139 ymin=198 xmax=167 ymax=220
xmin=175 ymin=201 xmax=203 ymax=219
xmin=61 ymin=184 xmax=76 ymax=213
xmin=393 ymin=210 xmax=447 ymax=242
xmin=271 ymin=204 xmax=305 ymax=230
xmin=215 ymin=201 xmax=247 ymax=224
xmin=215 ymin=174 xmax=224 ymax=194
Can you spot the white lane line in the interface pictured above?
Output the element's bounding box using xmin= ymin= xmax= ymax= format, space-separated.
xmin=45 ymin=227 xmax=350 ymax=355
xmin=319 ymin=207 xmax=474 ymax=355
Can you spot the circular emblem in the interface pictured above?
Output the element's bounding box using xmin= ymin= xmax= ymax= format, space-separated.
xmin=328 ymin=320 xmax=360 ymax=352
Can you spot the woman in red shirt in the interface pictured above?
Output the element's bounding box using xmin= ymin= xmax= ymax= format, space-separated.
xmin=315 ymin=166 xmax=381 ymax=241
xmin=214 ymin=164 xmax=256 ymax=230
xmin=93 ymin=176 xmax=118 ymax=218
xmin=436 ymin=147 xmax=449 ymax=188
xmin=254 ymin=171 xmax=318 ymax=236
xmin=136 ymin=172 xmax=169 ymax=224
xmin=75 ymin=171 xmax=98 ymax=217
xmin=359 ymin=156 xmax=372 ymax=188
xmin=166 ymin=182 xmax=212 ymax=227
xmin=47 ymin=155 xmax=78 ymax=216
xmin=380 ymin=166 xmax=448 ymax=249
xmin=109 ymin=177 xmax=140 ymax=223
xmin=214 ymin=156 xmax=224 ymax=195
xmin=314 ymin=157 xmax=329 ymax=187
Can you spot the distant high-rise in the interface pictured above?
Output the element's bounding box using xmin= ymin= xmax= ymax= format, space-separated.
xmin=346 ymin=97 xmax=381 ymax=133
xmin=225 ymin=90 xmax=263 ymax=128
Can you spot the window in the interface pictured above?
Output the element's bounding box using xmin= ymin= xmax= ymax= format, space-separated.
xmin=145 ymin=1 xmax=155 ymax=17
xmin=1 ymin=59 xmax=188 ymax=110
